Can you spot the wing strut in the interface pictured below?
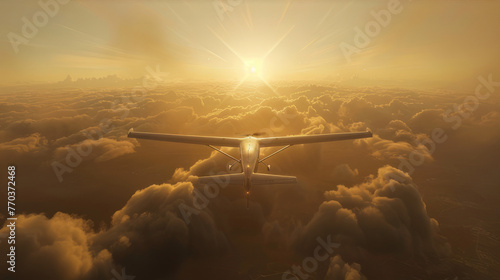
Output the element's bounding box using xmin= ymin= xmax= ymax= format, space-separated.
xmin=259 ymin=145 xmax=291 ymax=163
xmin=208 ymin=145 xmax=240 ymax=162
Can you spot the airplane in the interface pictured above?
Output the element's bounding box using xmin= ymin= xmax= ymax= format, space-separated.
xmin=127 ymin=128 xmax=372 ymax=207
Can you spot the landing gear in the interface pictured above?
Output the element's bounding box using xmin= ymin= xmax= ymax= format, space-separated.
xmin=258 ymin=144 xmax=290 ymax=171
xmin=229 ymin=160 xmax=241 ymax=171
xmin=259 ymin=162 xmax=271 ymax=171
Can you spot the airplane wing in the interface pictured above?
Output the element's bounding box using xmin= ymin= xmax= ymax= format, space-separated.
xmin=127 ymin=129 xmax=242 ymax=147
xmin=258 ymin=131 xmax=372 ymax=147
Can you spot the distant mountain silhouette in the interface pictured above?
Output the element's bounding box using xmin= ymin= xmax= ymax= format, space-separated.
xmin=57 ymin=74 xmax=142 ymax=87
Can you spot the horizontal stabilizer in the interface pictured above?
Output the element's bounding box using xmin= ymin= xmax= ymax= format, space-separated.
xmin=197 ymin=173 xmax=297 ymax=186
xmin=251 ymin=173 xmax=297 ymax=185
xmin=197 ymin=173 xmax=245 ymax=186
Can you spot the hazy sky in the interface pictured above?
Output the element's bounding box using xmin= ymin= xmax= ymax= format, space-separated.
xmin=1 ymin=0 xmax=500 ymax=86
xmin=1 ymin=2 xmax=500 ymax=279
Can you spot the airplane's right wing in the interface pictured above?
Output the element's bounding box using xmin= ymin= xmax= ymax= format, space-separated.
xmin=127 ymin=129 xmax=242 ymax=147
xmin=258 ymin=131 xmax=372 ymax=147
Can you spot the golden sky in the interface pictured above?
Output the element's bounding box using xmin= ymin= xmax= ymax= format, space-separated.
xmin=2 ymin=2 xmax=500 ymax=279
xmin=1 ymin=0 xmax=500 ymax=87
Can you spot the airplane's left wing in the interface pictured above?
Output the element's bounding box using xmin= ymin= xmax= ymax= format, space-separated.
xmin=259 ymin=131 xmax=372 ymax=147
xmin=127 ymin=129 xmax=242 ymax=147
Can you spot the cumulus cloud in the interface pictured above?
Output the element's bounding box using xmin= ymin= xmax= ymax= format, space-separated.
xmin=0 ymin=213 xmax=112 ymax=280
xmin=0 ymin=182 xmax=229 ymax=280
xmin=324 ymin=255 xmax=366 ymax=280
xmin=53 ymin=138 xmax=137 ymax=163
xmin=331 ymin=164 xmax=359 ymax=187
xmin=364 ymin=135 xmax=434 ymax=162
xmin=291 ymin=166 xmax=452 ymax=279
xmin=0 ymin=133 xmax=47 ymax=155
xmin=92 ymin=182 xmax=229 ymax=279
xmin=7 ymin=114 xmax=94 ymax=140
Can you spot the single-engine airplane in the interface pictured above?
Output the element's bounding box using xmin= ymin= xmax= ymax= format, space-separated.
xmin=128 ymin=129 xmax=372 ymax=207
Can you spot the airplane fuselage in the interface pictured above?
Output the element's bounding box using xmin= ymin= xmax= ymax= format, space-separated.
xmin=240 ymin=137 xmax=260 ymax=194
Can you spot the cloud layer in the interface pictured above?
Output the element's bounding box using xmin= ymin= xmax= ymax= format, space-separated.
xmin=1 ymin=81 xmax=499 ymax=279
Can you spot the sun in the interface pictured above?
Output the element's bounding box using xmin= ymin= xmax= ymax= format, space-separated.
xmin=244 ymin=59 xmax=263 ymax=77
xmin=233 ymin=57 xmax=277 ymax=94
